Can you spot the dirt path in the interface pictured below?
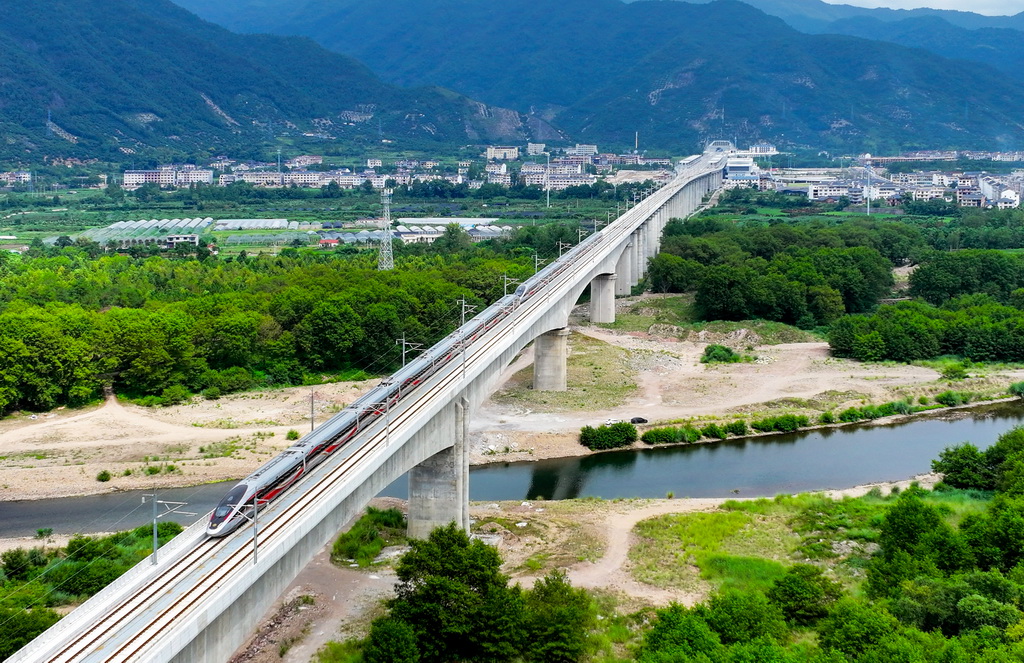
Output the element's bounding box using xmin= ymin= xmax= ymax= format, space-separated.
xmin=560 ymin=498 xmax=724 ymax=606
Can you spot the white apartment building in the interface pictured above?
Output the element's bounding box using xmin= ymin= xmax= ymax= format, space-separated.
xmin=565 ymin=144 xmax=598 ymax=156
xmin=485 ymin=146 xmax=519 ymax=160
xmin=286 ymin=155 xmax=323 ymax=168
xmin=0 ymin=171 xmax=32 ymax=185
xmin=527 ymin=143 xmax=546 ymax=156
xmin=908 ymin=186 xmax=952 ymax=201
xmin=123 ymin=166 xmax=213 ymax=189
xmin=807 ymin=183 xmax=850 ymax=200
xmin=521 ymin=173 xmax=596 ymax=190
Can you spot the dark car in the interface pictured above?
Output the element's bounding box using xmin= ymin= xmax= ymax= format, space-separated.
xmin=630 ymin=417 xmax=648 ymax=424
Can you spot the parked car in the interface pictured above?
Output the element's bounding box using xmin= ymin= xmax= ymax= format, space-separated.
xmin=630 ymin=417 xmax=648 ymax=424
xmin=604 ymin=418 xmax=623 ymax=425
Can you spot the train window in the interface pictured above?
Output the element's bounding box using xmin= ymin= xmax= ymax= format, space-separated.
xmin=213 ymin=484 xmax=247 ymax=520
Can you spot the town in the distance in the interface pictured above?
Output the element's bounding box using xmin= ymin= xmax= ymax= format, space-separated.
xmin=3 ymin=141 xmax=1023 ymax=254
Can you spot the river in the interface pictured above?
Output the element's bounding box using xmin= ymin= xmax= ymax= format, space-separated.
xmin=3 ymin=402 xmax=1022 ymax=538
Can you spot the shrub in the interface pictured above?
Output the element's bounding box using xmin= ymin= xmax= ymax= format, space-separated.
xmin=286 ymin=429 xmax=300 ymax=441
xmin=579 ymin=423 xmax=638 ymax=450
xmin=202 ymin=386 xmax=221 ymax=400
xmin=838 ymin=407 xmax=863 ymax=423
xmin=1010 ymin=381 xmax=1024 ymax=400
xmin=641 ymin=425 xmax=701 ymax=445
xmin=725 ymin=420 xmax=748 ymax=436
xmin=751 ymin=414 xmax=809 ymax=433
xmin=941 ymin=364 xmax=968 ymax=381
xmin=160 ymin=385 xmax=191 ymax=406
xmin=818 ymin=411 xmax=835 ymax=425
xmin=96 ymin=470 xmax=111 ymax=482
xmin=331 ymin=507 xmax=407 ymax=566
xmin=701 ymin=344 xmax=741 ymax=364
xmin=893 ymin=400 xmax=912 ymax=415
xmin=701 ymin=423 xmax=728 ymax=440
xmin=934 ymin=390 xmax=973 ymax=407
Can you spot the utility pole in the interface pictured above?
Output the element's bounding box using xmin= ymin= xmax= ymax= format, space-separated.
xmin=252 ymin=493 xmax=259 ymax=565
xmin=544 ymin=152 xmax=551 ymax=208
xmin=396 ymin=335 xmax=423 ymax=367
xmin=377 ymin=188 xmax=394 ymax=270
xmin=502 ymin=273 xmax=520 ymax=297
xmin=534 ymin=253 xmax=547 ymax=274
xmin=458 ymin=297 xmax=477 ymax=326
xmin=558 ymin=241 xmax=572 ymax=257
xmin=866 ymin=161 xmax=872 ymax=217
xmin=142 ymin=494 xmax=194 ymax=565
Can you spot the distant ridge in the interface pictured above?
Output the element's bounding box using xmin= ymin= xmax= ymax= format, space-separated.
xmin=0 ymin=0 xmax=543 ymax=160
xmin=170 ymin=0 xmax=1024 ymax=152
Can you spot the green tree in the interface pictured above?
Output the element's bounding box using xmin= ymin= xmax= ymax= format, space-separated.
xmin=767 ymin=564 xmax=844 ymax=626
xmin=817 ymin=599 xmax=899 ymax=658
xmin=523 ymin=571 xmax=593 ymax=663
xmin=363 ymin=617 xmax=420 ymax=663
xmin=932 ymin=443 xmax=991 ymax=490
xmin=702 ymin=589 xmax=787 ymax=644
xmin=0 ymin=607 xmax=60 ymax=659
xmin=294 ymin=301 xmax=363 ymax=370
xmin=383 ymin=523 xmax=524 ymax=663
xmin=640 ymin=603 xmax=724 ymax=663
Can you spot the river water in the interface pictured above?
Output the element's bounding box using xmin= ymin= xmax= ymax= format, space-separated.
xmin=3 ymin=403 xmax=1022 ymax=538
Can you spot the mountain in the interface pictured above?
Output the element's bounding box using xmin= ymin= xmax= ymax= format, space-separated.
xmin=712 ymin=0 xmax=1024 ymax=34
xmin=0 ymin=0 xmax=539 ymax=161
xmin=705 ymin=0 xmax=1024 ymax=80
xmin=170 ymin=0 xmax=1024 ymax=153
xmin=820 ymin=15 xmax=1024 ymax=79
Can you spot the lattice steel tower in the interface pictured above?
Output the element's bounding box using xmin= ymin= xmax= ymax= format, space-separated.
xmin=377 ymin=188 xmax=394 ymax=271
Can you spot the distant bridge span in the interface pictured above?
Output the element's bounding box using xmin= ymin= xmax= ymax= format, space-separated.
xmin=12 ymin=158 xmax=722 ymax=663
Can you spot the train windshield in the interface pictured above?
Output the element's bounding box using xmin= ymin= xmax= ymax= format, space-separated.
xmin=211 ymin=484 xmax=248 ymax=522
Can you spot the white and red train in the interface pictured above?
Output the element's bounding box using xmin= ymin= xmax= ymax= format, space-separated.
xmin=206 ymin=226 xmax=612 ymax=536
xmin=205 ymin=160 xmax=715 ymax=537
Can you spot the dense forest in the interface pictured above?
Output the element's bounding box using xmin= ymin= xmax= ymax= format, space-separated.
xmin=643 ymin=190 xmax=1024 ymax=363
xmin=7 ymin=187 xmax=1024 ymax=416
xmin=0 ymin=221 xmax=599 ymax=414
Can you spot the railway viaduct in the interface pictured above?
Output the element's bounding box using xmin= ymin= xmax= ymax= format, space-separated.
xmin=11 ymin=157 xmax=723 ymax=663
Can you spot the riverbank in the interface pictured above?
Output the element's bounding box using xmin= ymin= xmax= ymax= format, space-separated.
xmin=2 ymin=305 xmax=1023 ymax=501
xmin=470 ymin=396 xmax=1024 ymax=467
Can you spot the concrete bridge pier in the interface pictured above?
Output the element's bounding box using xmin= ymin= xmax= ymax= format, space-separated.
xmin=590 ymin=274 xmax=616 ymax=324
xmin=533 ymin=327 xmax=570 ymax=391
xmin=407 ymin=397 xmax=470 ymax=539
xmin=616 ymin=242 xmax=633 ymax=296
xmin=629 ymin=231 xmax=641 ymax=287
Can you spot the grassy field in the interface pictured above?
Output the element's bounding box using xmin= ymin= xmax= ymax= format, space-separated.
xmin=628 ymin=488 xmax=992 ymax=598
xmin=596 ymin=295 xmax=821 ymax=344
xmin=490 ymin=332 xmax=637 ymax=412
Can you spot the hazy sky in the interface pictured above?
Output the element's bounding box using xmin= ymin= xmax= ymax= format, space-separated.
xmin=821 ymin=0 xmax=1022 ymax=14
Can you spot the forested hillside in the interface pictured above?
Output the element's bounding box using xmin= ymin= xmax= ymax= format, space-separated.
xmin=171 ymin=0 xmax=1024 ymax=152
xmin=0 ymin=0 xmax=532 ymax=160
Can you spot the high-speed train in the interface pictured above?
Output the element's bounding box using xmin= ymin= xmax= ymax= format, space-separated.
xmin=207 ymin=164 xmax=707 ymax=537
xmin=205 ymin=232 xmax=603 ymax=536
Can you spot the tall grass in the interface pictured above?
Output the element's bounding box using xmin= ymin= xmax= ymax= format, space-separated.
xmin=331 ymin=507 xmax=407 ymax=567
